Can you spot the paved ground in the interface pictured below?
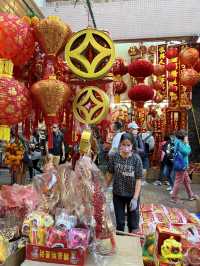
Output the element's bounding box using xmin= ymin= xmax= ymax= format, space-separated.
xmin=141 ymin=181 xmax=200 ymax=212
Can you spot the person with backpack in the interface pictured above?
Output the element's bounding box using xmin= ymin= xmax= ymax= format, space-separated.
xmin=161 ymin=133 xmax=176 ymax=191
xmin=171 ymin=130 xmax=196 ymax=203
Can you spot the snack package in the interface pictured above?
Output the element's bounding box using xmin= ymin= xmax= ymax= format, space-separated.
xmin=55 ymin=208 xmax=77 ymax=230
xmin=68 ymin=228 xmax=90 ymax=249
xmin=46 ymin=227 xmax=68 ymax=248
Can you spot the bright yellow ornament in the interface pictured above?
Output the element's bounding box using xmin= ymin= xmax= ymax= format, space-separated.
xmin=79 ymin=129 xmax=92 ymax=154
xmin=73 ymin=86 xmax=109 ymax=124
xmin=65 ymin=28 xmax=115 ymax=79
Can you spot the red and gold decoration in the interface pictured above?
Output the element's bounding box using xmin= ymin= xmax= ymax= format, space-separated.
xmin=180 ymin=68 xmax=200 ymax=87
xmin=180 ymin=47 xmax=199 ymax=68
xmin=113 ymin=80 xmax=127 ymax=103
xmin=153 ymin=64 xmax=165 ymax=77
xmin=156 ymin=45 xmax=167 ymax=98
xmin=0 ymin=59 xmax=31 ymax=128
xmin=65 ymin=28 xmax=115 ymax=80
xmin=73 ymin=86 xmax=109 ymax=125
xmin=0 ymin=13 xmax=35 ymax=66
xmin=4 ymin=142 xmax=24 ymax=171
xmin=31 ymin=76 xmax=71 ymax=148
xmin=166 ymin=47 xmax=178 ymax=59
xmin=128 ymin=84 xmax=154 ymax=102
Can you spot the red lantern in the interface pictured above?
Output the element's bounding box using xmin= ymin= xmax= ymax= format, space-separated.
xmin=166 ymin=47 xmax=178 ymax=59
xmin=153 ymin=80 xmax=163 ymax=91
xmin=169 ymin=85 xmax=178 ymax=93
xmin=128 ymin=84 xmax=154 ymax=102
xmin=0 ymin=60 xmax=31 ymax=125
xmin=153 ymin=64 xmax=165 ymax=76
xmin=31 ymin=76 xmax=71 ymax=148
xmin=113 ymin=80 xmax=127 ymax=95
xmin=180 ymin=48 xmax=199 ymax=67
xmin=180 ymin=68 xmax=200 ymax=87
xmin=112 ymin=58 xmax=128 ymax=76
xmin=167 ymin=74 xmax=176 ymax=82
xmin=0 ymin=13 xmax=35 ymax=65
xmin=128 ymin=59 xmax=154 ymax=81
xmin=166 ymin=63 xmax=177 ymax=72
xmin=194 ymin=58 xmax=200 ymax=73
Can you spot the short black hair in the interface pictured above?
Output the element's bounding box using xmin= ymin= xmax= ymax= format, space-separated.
xmin=120 ymin=133 xmax=137 ymax=149
xmin=176 ymin=129 xmax=187 ymax=140
xmin=114 ymin=121 xmax=123 ymax=131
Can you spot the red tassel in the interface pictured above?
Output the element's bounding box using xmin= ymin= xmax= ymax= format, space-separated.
xmin=45 ymin=115 xmax=58 ymax=149
xmin=24 ymin=118 xmax=31 ymax=140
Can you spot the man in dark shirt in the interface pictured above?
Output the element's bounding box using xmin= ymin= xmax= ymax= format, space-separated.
xmin=47 ymin=124 xmax=65 ymax=167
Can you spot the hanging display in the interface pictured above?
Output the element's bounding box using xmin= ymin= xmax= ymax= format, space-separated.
xmin=65 ymin=28 xmax=115 ymax=79
xmin=73 ymin=86 xmax=109 ymax=125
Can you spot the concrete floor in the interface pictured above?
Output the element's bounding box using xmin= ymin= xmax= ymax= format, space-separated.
xmin=141 ymin=181 xmax=200 ymax=212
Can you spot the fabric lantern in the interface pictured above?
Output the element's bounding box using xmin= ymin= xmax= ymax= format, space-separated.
xmin=31 ymin=76 xmax=71 ymax=148
xmin=0 ymin=59 xmax=31 ymax=140
xmin=113 ymin=80 xmax=127 ymax=103
xmin=112 ymin=58 xmax=128 ymax=76
xmin=0 ymin=13 xmax=35 ymax=65
xmin=180 ymin=48 xmax=199 ymax=67
xmin=194 ymin=58 xmax=200 ymax=73
xmin=128 ymin=84 xmax=154 ymax=102
xmin=128 ymin=59 xmax=154 ymax=82
xmin=166 ymin=47 xmax=178 ymax=59
xmin=180 ymin=69 xmax=200 ymax=87
xmin=167 ymin=74 xmax=176 ymax=82
xmin=153 ymin=64 xmax=165 ymax=76
xmin=166 ymin=63 xmax=177 ymax=72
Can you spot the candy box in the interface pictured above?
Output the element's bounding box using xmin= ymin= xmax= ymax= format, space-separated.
xmin=26 ymin=244 xmax=87 ymax=266
xmin=154 ymin=224 xmax=184 ymax=266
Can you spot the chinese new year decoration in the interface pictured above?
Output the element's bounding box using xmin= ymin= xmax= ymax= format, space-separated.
xmin=128 ymin=84 xmax=154 ymax=102
xmin=4 ymin=142 xmax=24 ymax=171
xmin=128 ymin=59 xmax=154 ymax=82
xmin=65 ymin=28 xmax=115 ymax=79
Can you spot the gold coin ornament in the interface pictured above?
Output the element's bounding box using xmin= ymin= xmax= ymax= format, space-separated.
xmin=79 ymin=129 xmax=92 ymax=154
xmin=65 ymin=28 xmax=115 ymax=79
xmin=73 ymin=86 xmax=109 ymax=125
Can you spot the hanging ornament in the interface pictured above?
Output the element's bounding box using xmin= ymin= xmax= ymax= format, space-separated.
xmin=31 ymin=76 xmax=71 ymax=148
xmin=153 ymin=80 xmax=163 ymax=91
xmin=0 ymin=13 xmax=35 ymax=65
xmin=113 ymin=80 xmax=127 ymax=103
xmin=0 ymin=59 xmax=31 ymax=140
xmin=128 ymin=59 xmax=154 ymax=82
xmin=167 ymin=73 xmax=176 ymax=82
xmin=128 ymin=84 xmax=154 ymax=102
xmin=111 ymin=58 xmax=128 ymax=76
xmin=180 ymin=68 xmax=200 ymax=87
xmin=65 ymin=28 xmax=115 ymax=79
xmin=180 ymin=48 xmax=199 ymax=67
xmin=166 ymin=47 xmax=178 ymax=59
xmin=153 ymin=64 xmax=166 ymax=76
xmin=166 ymin=63 xmax=177 ymax=72
xmin=169 ymin=85 xmax=178 ymax=93
xmin=73 ymin=86 xmax=109 ymax=124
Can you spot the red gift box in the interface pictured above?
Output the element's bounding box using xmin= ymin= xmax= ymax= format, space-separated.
xmin=26 ymin=244 xmax=87 ymax=265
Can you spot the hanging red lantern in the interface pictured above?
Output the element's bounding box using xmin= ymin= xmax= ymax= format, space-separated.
xmin=194 ymin=58 xmax=200 ymax=73
xmin=128 ymin=84 xmax=154 ymax=102
xmin=153 ymin=80 xmax=163 ymax=91
xmin=128 ymin=59 xmax=154 ymax=82
xmin=166 ymin=47 xmax=178 ymax=59
xmin=153 ymin=64 xmax=165 ymax=76
xmin=31 ymin=76 xmax=71 ymax=148
xmin=167 ymin=74 xmax=176 ymax=82
xmin=0 ymin=13 xmax=35 ymax=65
xmin=0 ymin=59 xmax=31 ymax=126
xmin=166 ymin=62 xmax=177 ymax=72
xmin=180 ymin=68 xmax=200 ymax=87
xmin=180 ymin=48 xmax=199 ymax=67
xmin=111 ymin=58 xmax=128 ymax=76
xmin=169 ymin=85 xmax=178 ymax=93
xmin=113 ymin=80 xmax=127 ymax=103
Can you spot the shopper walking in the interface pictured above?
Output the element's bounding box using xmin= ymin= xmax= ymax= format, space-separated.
xmin=47 ymin=124 xmax=65 ymax=167
xmin=109 ymin=121 xmax=124 ymax=156
xmin=171 ymin=130 xmax=196 ymax=203
xmin=106 ymin=133 xmax=143 ymax=233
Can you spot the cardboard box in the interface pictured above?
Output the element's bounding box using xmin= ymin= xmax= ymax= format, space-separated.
xmin=26 ymin=245 xmax=87 ymax=266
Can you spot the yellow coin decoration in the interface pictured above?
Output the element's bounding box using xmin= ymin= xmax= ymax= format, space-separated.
xmin=73 ymin=86 xmax=109 ymax=125
xmin=65 ymin=28 xmax=115 ymax=80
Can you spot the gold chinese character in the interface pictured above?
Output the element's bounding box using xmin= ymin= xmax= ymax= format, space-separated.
xmin=159 ymin=47 xmax=165 ymax=53
xmin=45 ymin=251 xmax=50 ymax=259
xmin=171 ymin=58 xmax=178 ymax=63
xmin=40 ymin=250 xmax=45 ymax=258
xmin=51 ymin=252 xmax=57 ymax=260
xmin=160 ymin=53 xmax=165 ymax=60
xmin=57 ymin=252 xmax=63 ymax=260
xmin=63 ymin=253 xmax=69 ymax=261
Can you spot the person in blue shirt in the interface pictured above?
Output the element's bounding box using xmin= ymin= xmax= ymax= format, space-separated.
xmin=171 ymin=130 xmax=196 ymax=203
